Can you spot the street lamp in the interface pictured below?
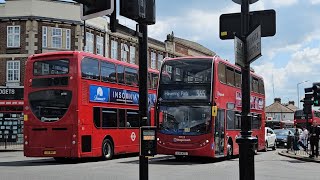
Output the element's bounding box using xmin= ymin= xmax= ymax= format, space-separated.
xmin=297 ymin=80 xmax=309 ymax=108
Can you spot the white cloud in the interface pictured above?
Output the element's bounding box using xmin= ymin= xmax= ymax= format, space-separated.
xmin=270 ymin=0 xmax=299 ymax=7
xmin=254 ymin=46 xmax=320 ymax=105
xmin=310 ymin=0 xmax=320 ymax=4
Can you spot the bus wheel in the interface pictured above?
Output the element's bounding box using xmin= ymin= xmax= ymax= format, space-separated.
xmin=227 ymin=143 xmax=233 ymax=159
xmin=102 ymin=139 xmax=114 ymax=160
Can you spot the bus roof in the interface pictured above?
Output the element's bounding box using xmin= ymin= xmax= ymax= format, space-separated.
xmin=28 ymin=51 xmax=159 ymax=74
xmin=163 ymin=56 xmax=264 ymax=80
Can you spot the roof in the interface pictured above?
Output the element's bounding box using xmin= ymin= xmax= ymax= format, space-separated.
xmin=174 ymin=37 xmax=215 ymax=56
xmin=265 ymin=102 xmax=294 ymax=113
xmin=286 ymin=104 xmax=299 ymax=111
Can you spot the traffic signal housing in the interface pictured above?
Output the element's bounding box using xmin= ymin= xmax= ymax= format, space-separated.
xmin=79 ymin=0 xmax=115 ymax=20
xmin=302 ymin=98 xmax=313 ymax=114
xmin=313 ymin=84 xmax=320 ymax=106
xmin=120 ymin=0 xmax=155 ymax=24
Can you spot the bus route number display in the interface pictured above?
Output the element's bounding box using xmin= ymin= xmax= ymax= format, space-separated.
xmin=163 ymin=89 xmax=207 ymax=100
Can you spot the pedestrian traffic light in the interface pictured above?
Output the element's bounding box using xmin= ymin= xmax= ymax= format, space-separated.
xmin=313 ymin=84 xmax=320 ymax=106
xmin=78 ymin=0 xmax=115 ymax=20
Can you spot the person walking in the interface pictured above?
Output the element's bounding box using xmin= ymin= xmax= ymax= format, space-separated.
xmin=309 ymin=122 xmax=320 ymax=158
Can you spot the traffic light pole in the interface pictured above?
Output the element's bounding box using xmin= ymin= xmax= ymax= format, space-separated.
xmin=138 ymin=23 xmax=149 ymax=180
xmin=236 ymin=0 xmax=257 ymax=180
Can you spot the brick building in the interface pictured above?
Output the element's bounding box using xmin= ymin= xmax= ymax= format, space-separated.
xmin=0 ymin=0 xmax=215 ymax=147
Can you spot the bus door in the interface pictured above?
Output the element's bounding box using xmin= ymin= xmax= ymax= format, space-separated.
xmin=214 ymin=109 xmax=225 ymax=156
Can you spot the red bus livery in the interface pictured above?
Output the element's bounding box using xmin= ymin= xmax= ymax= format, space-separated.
xmin=24 ymin=51 xmax=158 ymax=160
xmin=294 ymin=109 xmax=320 ymax=128
xmin=156 ymin=56 xmax=266 ymax=158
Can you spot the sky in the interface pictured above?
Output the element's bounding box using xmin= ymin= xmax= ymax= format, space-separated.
xmin=1 ymin=0 xmax=320 ymax=108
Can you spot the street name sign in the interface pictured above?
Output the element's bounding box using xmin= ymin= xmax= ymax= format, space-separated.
xmin=246 ymin=25 xmax=261 ymax=63
xmin=235 ymin=35 xmax=245 ymax=67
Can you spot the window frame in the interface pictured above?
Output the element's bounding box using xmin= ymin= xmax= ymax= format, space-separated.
xmin=51 ymin=28 xmax=62 ymax=49
xmin=6 ymin=61 xmax=20 ymax=83
xmin=66 ymin=29 xmax=71 ymax=50
xmin=96 ymin=35 xmax=104 ymax=56
xmin=42 ymin=26 xmax=47 ymax=48
xmin=129 ymin=46 xmax=136 ymax=64
xmin=111 ymin=40 xmax=118 ymax=60
xmin=85 ymin=32 xmax=94 ymax=53
xmin=7 ymin=26 xmax=20 ymax=48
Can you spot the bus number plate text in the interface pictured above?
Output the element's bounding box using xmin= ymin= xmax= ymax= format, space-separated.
xmin=175 ymin=151 xmax=188 ymax=156
xmin=44 ymin=150 xmax=56 ymax=155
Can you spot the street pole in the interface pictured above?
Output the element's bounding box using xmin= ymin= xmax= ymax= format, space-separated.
xmin=236 ymin=0 xmax=257 ymax=180
xmin=138 ymin=23 xmax=149 ymax=180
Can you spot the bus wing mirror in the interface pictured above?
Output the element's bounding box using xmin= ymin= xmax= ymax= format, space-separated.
xmin=212 ymin=106 xmax=218 ymax=117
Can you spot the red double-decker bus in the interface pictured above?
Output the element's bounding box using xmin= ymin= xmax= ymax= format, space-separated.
xmin=23 ymin=51 xmax=158 ymax=161
xmin=294 ymin=109 xmax=320 ymax=128
xmin=156 ymin=56 xmax=266 ymax=159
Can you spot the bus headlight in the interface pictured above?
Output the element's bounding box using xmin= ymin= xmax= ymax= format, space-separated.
xmin=25 ymin=141 xmax=28 ymax=145
xmin=72 ymin=141 xmax=76 ymax=145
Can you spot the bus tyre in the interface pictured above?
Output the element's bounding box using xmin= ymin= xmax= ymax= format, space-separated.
xmin=102 ymin=139 xmax=114 ymax=160
xmin=264 ymin=141 xmax=268 ymax=152
xmin=227 ymin=143 xmax=233 ymax=159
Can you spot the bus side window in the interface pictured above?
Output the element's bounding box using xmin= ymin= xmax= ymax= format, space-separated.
xmin=101 ymin=61 xmax=116 ymax=83
xmin=102 ymin=108 xmax=117 ymax=128
xmin=151 ymin=73 xmax=158 ymax=89
xmin=226 ymin=66 xmax=235 ymax=86
xmin=148 ymin=73 xmax=152 ymax=89
xmin=127 ymin=110 xmax=140 ymax=127
xmin=226 ymin=110 xmax=235 ymax=129
xmin=81 ymin=57 xmax=100 ymax=80
xmin=93 ymin=107 xmax=101 ymax=128
xmin=119 ymin=109 xmax=126 ymax=128
xmin=125 ymin=67 xmax=138 ymax=86
xmin=117 ymin=65 xmax=125 ymax=84
xmin=218 ymin=63 xmax=226 ymax=84
xmin=258 ymin=79 xmax=265 ymax=94
xmin=252 ymin=77 xmax=259 ymax=93
xmin=235 ymin=70 xmax=241 ymax=88
xmin=235 ymin=112 xmax=241 ymax=129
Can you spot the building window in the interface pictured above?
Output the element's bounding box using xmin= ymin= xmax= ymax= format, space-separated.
xmin=7 ymin=26 xmax=20 ymax=48
xmin=66 ymin=29 xmax=71 ymax=50
xmin=42 ymin=26 xmax=47 ymax=48
xmin=85 ymin=32 xmax=94 ymax=53
xmin=158 ymin=53 xmax=163 ymax=70
xmin=111 ymin=40 xmax=118 ymax=59
xmin=130 ymin=46 xmax=136 ymax=64
xmin=121 ymin=43 xmax=129 ymax=62
xmin=96 ymin=35 xmax=104 ymax=56
xmin=7 ymin=61 xmax=20 ymax=82
xmin=151 ymin=52 xmax=156 ymax=69
xmin=52 ymin=28 xmax=62 ymax=48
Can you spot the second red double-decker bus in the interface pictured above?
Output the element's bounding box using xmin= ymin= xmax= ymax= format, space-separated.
xmin=24 ymin=51 xmax=158 ymax=161
xmin=156 ymin=56 xmax=266 ymax=159
xmin=294 ymin=109 xmax=320 ymax=128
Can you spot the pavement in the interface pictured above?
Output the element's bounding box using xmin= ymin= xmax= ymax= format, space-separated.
xmin=278 ymin=149 xmax=320 ymax=163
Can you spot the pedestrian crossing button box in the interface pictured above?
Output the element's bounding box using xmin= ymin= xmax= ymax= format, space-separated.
xmin=140 ymin=126 xmax=157 ymax=156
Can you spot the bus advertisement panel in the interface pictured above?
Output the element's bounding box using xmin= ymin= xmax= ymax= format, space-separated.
xmin=24 ymin=51 xmax=158 ymax=160
xmin=156 ymin=56 xmax=266 ymax=158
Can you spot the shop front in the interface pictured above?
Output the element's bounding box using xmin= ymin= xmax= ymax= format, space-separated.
xmin=0 ymin=87 xmax=24 ymax=150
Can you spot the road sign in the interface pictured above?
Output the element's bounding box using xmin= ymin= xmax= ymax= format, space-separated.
xmin=80 ymin=0 xmax=115 ymax=21
xmin=234 ymin=34 xmax=245 ymax=67
xmin=220 ymin=9 xmax=276 ymax=40
xmin=246 ymin=25 xmax=261 ymax=63
xmin=232 ymin=0 xmax=259 ymax=5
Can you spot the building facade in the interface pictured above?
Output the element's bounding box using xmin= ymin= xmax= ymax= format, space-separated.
xmin=0 ymin=0 xmax=215 ymax=148
xmin=266 ymin=98 xmax=296 ymax=121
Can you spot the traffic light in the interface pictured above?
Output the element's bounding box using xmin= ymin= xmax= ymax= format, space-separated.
xmin=120 ymin=0 xmax=155 ymax=24
xmin=78 ymin=0 xmax=115 ymax=20
xmin=120 ymin=0 xmax=146 ymax=21
xmin=302 ymin=98 xmax=313 ymax=114
xmin=313 ymin=84 xmax=320 ymax=106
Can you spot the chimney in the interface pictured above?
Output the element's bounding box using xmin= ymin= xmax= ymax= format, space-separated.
xmin=288 ymin=101 xmax=295 ymax=105
xmin=274 ymin=98 xmax=281 ymax=103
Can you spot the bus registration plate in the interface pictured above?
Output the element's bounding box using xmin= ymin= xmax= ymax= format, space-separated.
xmin=175 ymin=151 xmax=188 ymax=156
xmin=43 ymin=150 xmax=56 ymax=155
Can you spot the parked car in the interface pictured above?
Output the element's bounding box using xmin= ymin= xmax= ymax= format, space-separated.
xmin=265 ymin=127 xmax=277 ymax=151
xmin=274 ymin=129 xmax=294 ymax=148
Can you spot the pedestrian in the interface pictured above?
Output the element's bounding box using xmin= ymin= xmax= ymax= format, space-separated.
xmin=309 ymin=122 xmax=320 ymax=158
xmin=301 ymin=127 xmax=309 ymax=148
xmin=293 ymin=128 xmax=300 ymax=154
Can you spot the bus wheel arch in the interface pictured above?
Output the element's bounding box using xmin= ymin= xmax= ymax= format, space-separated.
xmin=227 ymin=138 xmax=233 ymax=159
xmin=101 ymin=136 xmax=114 ymax=160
